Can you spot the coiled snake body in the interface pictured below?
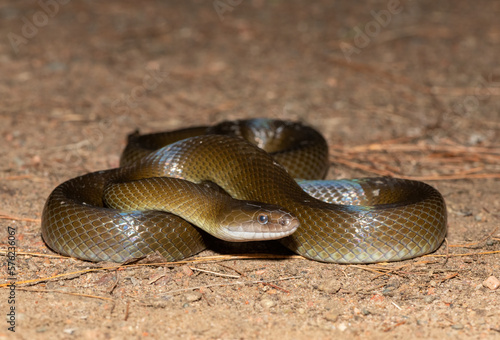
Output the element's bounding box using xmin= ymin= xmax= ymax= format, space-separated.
xmin=42 ymin=119 xmax=447 ymax=263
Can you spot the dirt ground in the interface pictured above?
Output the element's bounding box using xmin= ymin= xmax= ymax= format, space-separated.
xmin=1 ymin=1 xmax=499 ymax=339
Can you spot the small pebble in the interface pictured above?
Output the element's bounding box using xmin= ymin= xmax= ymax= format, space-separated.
xmin=63 ymin=328 xmax=77 ymax=335
xmin=181 ymin=265 xmax=194 ymax=277
xmin=482 ymin=276 xmax=500 ymax=290
xmin=260 ymin=298 xmax=275 ymax=309
xmin=381 ymin=287 xmax=395 ymax=296
xmin=468 ymin=133 xmax=486 ymax=145
xmin=451 ymin=324 xmax=464 ymax=330
xmin=316 ymin=280 xmax=341 ymax=294
xmin=337 ymin=322 xmax=348 ymax=331
xmin=323 ymin=304 xmax=343 ymax=321
xmin=128 ymin=277 xmax=140 ymax=286
xmin=184 ymin=292 xmax=202 ymax=302
xmin=323 ymin=311 xmax=339 ymax=322
xmin=424 ymin=295 xmax=437 ymax=303
xmin=361 ymin=308 xmax=371 ymax=315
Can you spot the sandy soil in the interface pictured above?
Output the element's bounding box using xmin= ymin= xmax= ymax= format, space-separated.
xmin=1 ymin=1 xmax=499 ymax=339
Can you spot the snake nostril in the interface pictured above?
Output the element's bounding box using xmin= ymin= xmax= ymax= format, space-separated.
xmin=279 ymin=216 xmax=290 ymax=227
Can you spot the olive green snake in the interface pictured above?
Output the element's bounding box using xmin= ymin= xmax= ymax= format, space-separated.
xmin=41 ymin=119 xmax=447 ymax=263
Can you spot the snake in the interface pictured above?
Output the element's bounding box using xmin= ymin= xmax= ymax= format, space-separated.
xmin=41 ymin=119 xmax=447 ymax=263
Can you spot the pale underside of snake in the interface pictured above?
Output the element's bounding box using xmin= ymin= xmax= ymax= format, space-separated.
xmin=41 ymin=119 xmax=447 ymax=263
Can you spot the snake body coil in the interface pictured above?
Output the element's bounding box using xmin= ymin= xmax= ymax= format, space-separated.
xmin=42 ymin=119 xmax=447 ymax=263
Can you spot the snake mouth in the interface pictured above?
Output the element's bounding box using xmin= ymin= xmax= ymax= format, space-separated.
xmin=224 ymin=218 xmax=300 ymax=241
xmin=222 ymin=228 xmax=299 ymax=242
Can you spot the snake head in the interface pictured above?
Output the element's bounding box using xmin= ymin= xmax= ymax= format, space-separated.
xmin=216 ymin=201 xmax=300 ymax=242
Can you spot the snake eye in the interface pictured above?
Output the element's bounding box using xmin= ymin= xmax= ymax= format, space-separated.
xmin=257 ymin=213 xmax=269 ymax=225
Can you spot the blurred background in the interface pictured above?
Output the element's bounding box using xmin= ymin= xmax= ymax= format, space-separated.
xmin=2 ymin=1 xmax=498 ymax=172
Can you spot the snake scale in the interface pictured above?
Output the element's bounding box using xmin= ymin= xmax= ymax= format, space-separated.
xmin=42 ymin=119 xmax=447 ymax=263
